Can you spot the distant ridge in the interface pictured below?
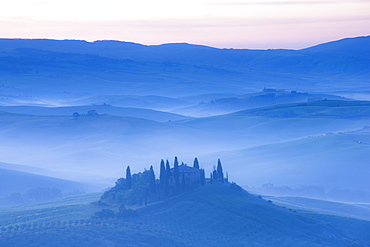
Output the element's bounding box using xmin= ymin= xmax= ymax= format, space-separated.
xmin=0 ymin=167 xmax=90 ymax=197
xmin=229 ymin=100 xmax=370 ymax=118
xmin=1 ymin=35 xmax=369 ymax=52
xmin=301 ymin=35 xmax=370 ymax=54
xmin=0 ymin=35 xmax=368 ymax=85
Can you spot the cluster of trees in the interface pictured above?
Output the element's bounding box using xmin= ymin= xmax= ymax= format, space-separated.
xmin=72 ymin=110 xmax=99 ymax=119
xmin=93 ymin=205 xmax=137 ymax=220
xmin=0 ymin=187 xmax=62 ymax=206
xmin=100 ymin=166 xmax=156 ymax=206
xmin=210 ymin=159 xmax=227 ymax=183
xmin=99 ymin=157 xmax=223 ymax=207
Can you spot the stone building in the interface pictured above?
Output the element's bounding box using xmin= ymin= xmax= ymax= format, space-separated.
xmin=169 ymin=164 xmax=201 ymax=185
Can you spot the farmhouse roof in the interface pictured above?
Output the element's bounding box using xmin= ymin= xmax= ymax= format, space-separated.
xmin=171 ymin=164 xmax=200 ymax=173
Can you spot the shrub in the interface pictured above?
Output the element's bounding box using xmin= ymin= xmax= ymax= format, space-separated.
xmin=93 ymin=209 xmax=115 ymax=219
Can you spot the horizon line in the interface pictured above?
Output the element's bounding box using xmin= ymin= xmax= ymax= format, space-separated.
xmin=1 ymin=34 xmax=369 ymax=51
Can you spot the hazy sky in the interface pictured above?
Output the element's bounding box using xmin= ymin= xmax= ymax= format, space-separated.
xmin=0 ymin=0 xmax=369 ymax=49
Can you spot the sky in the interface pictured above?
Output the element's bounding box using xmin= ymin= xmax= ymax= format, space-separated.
xmin=0 ymin=0 xmax=369 ymax=49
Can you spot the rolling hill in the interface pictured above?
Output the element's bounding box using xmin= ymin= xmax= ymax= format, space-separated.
xmin=0 ymin=167 xmax=91 ymax=199
xmin=0 ymin=36 xmax=369 ymax=106
xmin=177 ymin=100 xmax=370 ymax=145
xmin=302 ymin=35 xmax=370 ymax=58
xmin=173 ymin=90 xmax=351 ymax=117
xmin=265 ymin=196 xmax=370 ymax=221
xmin=0 ymin=105 xmax=190 ymax=122
xmin=0 ymin=182 xmax=369 ymax=246
xmin=0 ymin=100 xmax=368 ymax=184
xmin=0 ymin=110 xmax=226 ymax=176
xmin=200 ymin=127 xmax=370 ymax=201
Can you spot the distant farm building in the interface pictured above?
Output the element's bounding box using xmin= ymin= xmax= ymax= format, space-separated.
xmin=169 ymin=164 xmax=201 ymax=185
xmin=88 ymin=110 xmax=99 ymax=116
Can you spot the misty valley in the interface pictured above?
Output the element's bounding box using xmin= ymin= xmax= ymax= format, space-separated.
xmin=0 ymin=36 xmax=369 ymax=246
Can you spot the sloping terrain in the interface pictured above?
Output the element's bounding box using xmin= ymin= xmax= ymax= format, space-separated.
xmin=0 ymin=111 xmax=223 ymax=175
xmin=173 ymin=90 xmax=351 ymax=117
xmin=266 ymin=196 xmax=370 ymax=221
xmin=0 ymin=105 xmax=190 ymax=122
xmin=0 ymin=168 xmax=90 ymax=198
xmin=201 ymin=127 xmax=370 ymax=199
xmin=0 ymin=100 xmax=368 ymax=184
xmin=0 ymin=183 xmax=369 ymax=247
xmin=178 ymin=100 xmax=370 ymax=144
xmin=0 ymin=36 xmax=369 ymax=106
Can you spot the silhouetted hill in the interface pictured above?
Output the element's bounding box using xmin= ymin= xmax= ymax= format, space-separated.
xmin=1 ymin=36 xmax=369 ymax=62
xmin=0 ymin=168 xmax=90 ymax=197
xmin=173 ymin=90 xmax=351 ymax=117
xmin=0 ymin=36 xmax=368 ymax=100
xmin=0 ymin=161 xmax=52 ymax=175
xmin=1 ymin=182 xmax=369 ymax=246
xmin=302 ymin=36 xmax=370 ymax=56
xmin=0 ymin=105 xmax=190 ymax=122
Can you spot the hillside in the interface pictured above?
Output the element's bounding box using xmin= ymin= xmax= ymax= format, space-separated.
xmin=0 ymin=105 xmax=190 ymax=122
xmin=0 ymin=100 xmax=368 ymax=181
xmin=0 ymin=182 xmax=369 ymax=246
xmin=229 ymin=100 xmax=370 ymax=118
xmin=200 ymin=127 xmax=370 ymax=201
xmin=0 ymin=112 xmax=224 ymax=175
xmin=1 ymin=36 xmax=369 ymax=65
xmin=0 ymin=35 xmax=369 ymax=246
xmin=178 ymin=100 xmax=370 ymax=144
xmin=265 ymin=196 xmax=370 ymax=221
xmin=302 ymin=35 xmax=370 ymax=57
xmin=0 ymin=161 xmax=55 ymax=176
xmin=173 ymin=90 xmax=351 ymax=117
xmin=0 ymin=168 xmax=94 ymax=201
xmin=0 ymin=36 xmax=369 ymax=105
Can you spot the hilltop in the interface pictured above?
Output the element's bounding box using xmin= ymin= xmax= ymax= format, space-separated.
xmin=0 ymin=167 xmax=92 ymax=206
xmin=1 ymin=182 xmax=369 ymax=246
xmin=0 ymin=36 xmax=369 ymax=103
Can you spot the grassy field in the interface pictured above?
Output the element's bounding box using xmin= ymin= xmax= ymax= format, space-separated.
xmin=265 ymin=196 xmax=370 ymax=221
xmin=0 ymin=193 xmax=102 ymax=226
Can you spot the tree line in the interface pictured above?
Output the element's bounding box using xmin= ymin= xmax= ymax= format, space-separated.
xmin=98 ymin=157 xmax=226 ymax=207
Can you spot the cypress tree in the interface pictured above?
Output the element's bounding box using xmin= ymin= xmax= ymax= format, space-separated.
xmin=159 ymin=159 xmax=166 ymax=189
xmin=126 ymin=166 xmax=132 ymax=189
xmin=164 ymin=160 xmax=170 ymax=196
xmin=193 ymin=157 xmax=199 ymax=169
xmin=181 ymin=173 xmax=185 ymax=191
xmin=213 ymin=169 xmax=218 ymax=181
xmin=212 ymin=165 xmax=218 ymax=180
xmin=210 ymin=173 xmax=213 ymax=184
xmin=200 ymin=169 xmax=205 ymax=186
xmin=165 ymin=160 xmax=171 ymax=179
xmin=149 ymin=165 xmax=156 ymax=193
xmin=217 ymin=159 xmax=224 ymax=183
xmin=174 ymin=156 xmax=180 ymax=192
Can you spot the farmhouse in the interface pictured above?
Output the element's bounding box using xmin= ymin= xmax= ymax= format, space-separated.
xmin=169 ymin=164 xmax=201 ymax=185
